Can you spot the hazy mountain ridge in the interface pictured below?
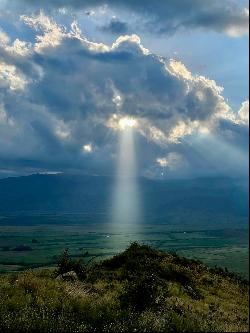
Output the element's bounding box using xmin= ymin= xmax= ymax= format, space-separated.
xmin=0 ymin=174 xmax=248 ymax=220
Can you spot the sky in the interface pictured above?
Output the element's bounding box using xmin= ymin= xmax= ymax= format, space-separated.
xmin=0 ymin=0 xmax=249 ymax=179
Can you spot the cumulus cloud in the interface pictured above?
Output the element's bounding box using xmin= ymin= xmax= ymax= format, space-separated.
xmin=238 ymin=100 xmax=249 ymax=124
xmin=0 ymin=13 xmax=248 ymax=178
xmin=6 ymin=0 xmax=249 ymax=37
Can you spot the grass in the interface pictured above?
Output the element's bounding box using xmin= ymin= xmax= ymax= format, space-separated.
xmin=0 ymin=242 xmax=248 ymax=332
xmin=0 ymin=223 xmax=248 ymax=277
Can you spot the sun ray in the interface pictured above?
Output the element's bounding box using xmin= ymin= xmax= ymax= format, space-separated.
xmin=110 ymin=120 xmax=141 ymax=241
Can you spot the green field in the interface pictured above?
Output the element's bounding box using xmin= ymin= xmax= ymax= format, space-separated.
xmin=0 ymin=214 xmax=248 ymax=277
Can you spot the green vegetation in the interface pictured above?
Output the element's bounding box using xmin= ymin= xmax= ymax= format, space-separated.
xmin=0 ymin=222 xmax=248 ymax=277
xmin=0 ymin=243 xmax=248 ymax=332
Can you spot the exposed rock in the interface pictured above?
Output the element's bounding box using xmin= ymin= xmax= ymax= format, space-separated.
xmin=183 ymin=285 xmax=204 ymax=300
xmin=56 ymin=271 xmax=78 ymax=281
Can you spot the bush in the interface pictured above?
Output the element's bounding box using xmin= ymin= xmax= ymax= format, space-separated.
xmin=56 ymin=248 xmax=87 ymax=280
xmin=120 ymin=273 xmax=162 ymax=312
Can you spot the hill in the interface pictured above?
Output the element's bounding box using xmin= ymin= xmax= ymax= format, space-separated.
xmin=0 ymin=243 xmax=248 ymax=332
xmin=0 ymin=174 xmax=248 ymax=223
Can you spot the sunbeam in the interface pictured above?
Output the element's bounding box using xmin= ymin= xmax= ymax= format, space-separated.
xmin=185 ymin=132 xmax=249 ymax=177
xmin=111 ymin=117 xmax=141 ymax=233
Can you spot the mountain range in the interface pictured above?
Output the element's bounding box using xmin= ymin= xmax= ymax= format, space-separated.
xmin=0 ymin=174 xmax=248 ymax=226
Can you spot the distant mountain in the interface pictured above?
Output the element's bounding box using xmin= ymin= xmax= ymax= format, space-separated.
xmin=0 ymin=174 xmax=248 ymax=225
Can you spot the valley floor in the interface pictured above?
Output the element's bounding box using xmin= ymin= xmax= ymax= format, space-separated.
xmin=0 ymin=219 xmax=248 ymax=277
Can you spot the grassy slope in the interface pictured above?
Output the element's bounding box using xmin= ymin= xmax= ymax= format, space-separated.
xmin=0 ymin=243 xmax=248 ymax=332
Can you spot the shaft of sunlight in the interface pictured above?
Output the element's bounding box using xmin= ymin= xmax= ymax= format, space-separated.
xmin=111 ymin=125 xmax=141 ymax=230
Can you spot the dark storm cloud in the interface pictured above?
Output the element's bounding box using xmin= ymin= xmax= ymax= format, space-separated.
xmin=6 ymin=0 xmax=249 ymax=36
xmin=0 ymin=14 xmax=248 ymax=177
xmin=101 ymin=18 xmax=129 ymax=35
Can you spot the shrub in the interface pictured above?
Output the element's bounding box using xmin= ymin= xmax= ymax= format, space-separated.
xmin=120 ymin=273 xmax=162 ymax=312
xmin=56 ymin=248 xmax=87 ymax=280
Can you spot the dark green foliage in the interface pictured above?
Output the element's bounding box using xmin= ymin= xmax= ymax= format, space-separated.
xmin=209 ymin=265 xmax=249 ymax=287
xmin=56 ymin=248 xmax=87 ymax=280
xmin=103 ymin=242 xmax=192 ymax=288
xmin=120 ymin=273 xmax=162 ymax=312
xmin=102 ymin=242 xmax=164 ymax=272
xmin=160 ymin=267 xmax=191 ymax=285
xmin=172 ymin=253 xmax=202 ymax=267
xmin=0 ymin=242 xmax=248 ymax=332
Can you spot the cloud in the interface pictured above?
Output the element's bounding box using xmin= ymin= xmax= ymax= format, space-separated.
xmin=0 ymin=13 xmax=248 ymax=178
xmin=0 ymin=61 xmax=28 ymax=90
xmin=0 ymin=29 xmax=10 ymax=45
xmin=20 ymin=12 xmax=65 ymax=52
xmin=0 ymin=103 xmax=14 ymax=126
xmin=101 ymin=17 xmax=129 ymax=34
xmin=156 ymin=152 xmax=186 ymax=170
xmin=238 ymin=100 xmax=249 ymax=124
xmin=143 ymin=152 xmax=188 ymax=179
xmin=82 ymin=144 xmax=93 ymax=153
xmin=6 ymin=0 xmax=249 ymax=37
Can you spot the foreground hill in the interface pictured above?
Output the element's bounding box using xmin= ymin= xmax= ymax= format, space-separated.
xmin=0 ymin=243 xmax=248 ymax=332
xmin=0 ymin=174 xmax=248 ymax=223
